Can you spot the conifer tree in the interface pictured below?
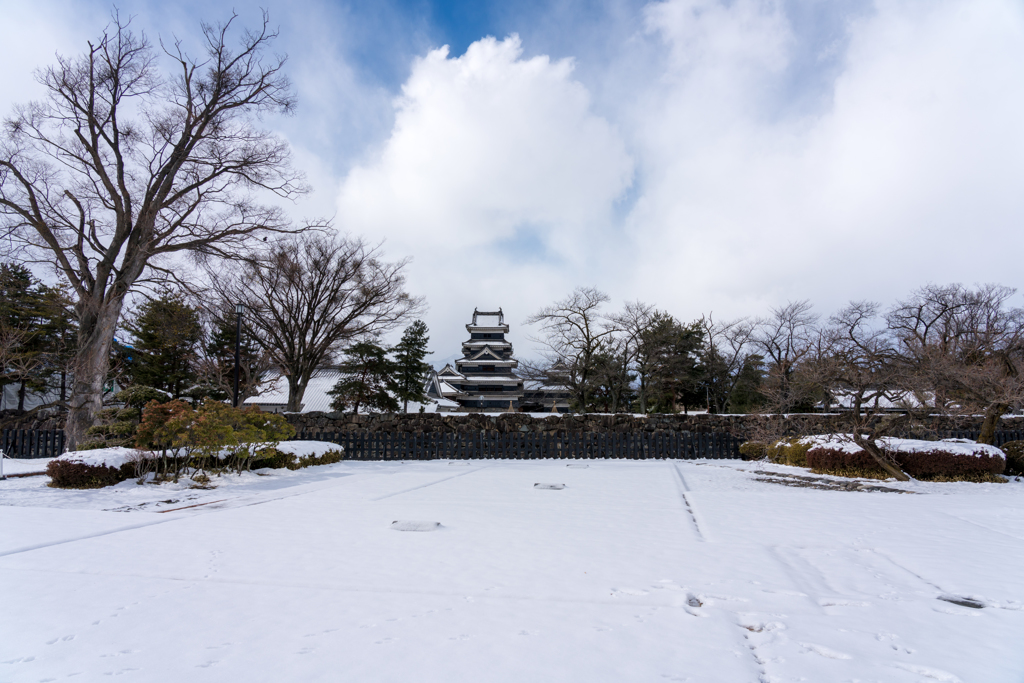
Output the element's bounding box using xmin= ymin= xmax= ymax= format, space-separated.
xmin=328 ymin=341 xmax=400 ymax=414
xmin=0 ymin=263 xmax=64 ymax=409
xmin=201 ymin=307 xmax=267 ymax=404
xmin=123 ymin=294 xmax=203 ymax=398
xmin=391 ymin=320 xmax=431 ymax=412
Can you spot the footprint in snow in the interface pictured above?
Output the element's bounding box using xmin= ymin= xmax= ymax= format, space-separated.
xmin=893 ymin=663 xmax=963 ymax=682
xmin=801 ymin=643 xmax=852 ymax=660
xmin=819 ymin=598 xmax=871 ymax=607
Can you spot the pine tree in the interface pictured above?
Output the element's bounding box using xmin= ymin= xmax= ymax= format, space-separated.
xmin=391 ymin=320 xmax=431 ymax=412
xmin=0 ymin=263 xmax=55 ymax=409
xmin=34 ymin=283 xmax=77 ymax=406
xmin=328 ymin=341 xmax=400 ymax=414
xmin=123 ymin=294 xmax=203 ymax=398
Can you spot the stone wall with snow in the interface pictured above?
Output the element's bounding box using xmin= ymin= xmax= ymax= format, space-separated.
xmin=284 ymin=411 xmax=1024 ymax=440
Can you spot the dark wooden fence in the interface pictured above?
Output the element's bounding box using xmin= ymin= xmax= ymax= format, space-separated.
xmin=942 ymin=430 xmax=1024 ymax=447
xmin=294 ymin=431 xmax=742 ymax=460
xmin=2 ymin=429 xmax=65 ymax=459
xmin=3 ymin=428 xmax=1020 ymax=461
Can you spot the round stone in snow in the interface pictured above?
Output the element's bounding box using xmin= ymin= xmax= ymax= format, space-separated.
xmin=534 ymin=483 xmax=566 ymax=490
xmin=391 ymin=521 xmax=441 ymax=532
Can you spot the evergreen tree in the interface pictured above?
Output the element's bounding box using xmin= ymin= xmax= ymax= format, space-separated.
xmin=33 ymin=282 xmax=77 ymax=406
xmin=391 ymin=320 xmax=431 ymax=412
xmin=123 ymin=294 xmax=203 ymax=398
xmin=639 ymin=315 xmax=703 ymax=413
xmin=0 ymin=263 xmax=60 ymax=409
xmin=726 ymin=354 xmax=767 ymax=413
xmin=328 ymin=341 xmax=400 ymax=414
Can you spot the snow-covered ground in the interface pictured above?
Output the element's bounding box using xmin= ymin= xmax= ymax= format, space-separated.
xmin=1 ymin=457 xmax=1022 ymax=682
xmin=0 ymin=456 xmax=52 ymax=477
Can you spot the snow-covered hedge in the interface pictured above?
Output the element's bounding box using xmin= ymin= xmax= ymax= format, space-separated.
xmin=806 ymin=436 xmax=1005 ymax=479
xmin=46 ymin=441 xmax=346 ymax=488
xmin=46 ymin=447 xmax=144 ymax=488
xmin=253 ymin=441 xmax=345 ymax=470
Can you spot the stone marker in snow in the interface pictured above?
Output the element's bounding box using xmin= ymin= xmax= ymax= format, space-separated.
xmin=391 ymin=521 xmax=441 ymax=532
xmin=534 ymin=483 xmax=565 ymax=490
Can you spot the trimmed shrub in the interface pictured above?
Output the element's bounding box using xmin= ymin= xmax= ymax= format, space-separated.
xmin=46 ymin=459 xmax=134 ymax=489
xmin=1002 ymin=441 xmax=1024 ymax=476
xmin=253 ymin=448 xmax=345 ymax=471
xmin=807 ymin=438 xmax=1005 ymax=481
xmin=769 ymin=438 xmax=814 ymax=467
xmin=76 ymin=440 xmax=109 ymax=451
xmin=738 ymin=441 xmax=767 ymax=461
xmin=292 ymin=449 xmax=344 ymax=469
xmin=252 ymin=449 xmax=295 ymax=470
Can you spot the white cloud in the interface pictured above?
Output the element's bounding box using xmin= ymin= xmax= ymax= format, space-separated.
xmin=336 ymin=34 xmax=634 ymax=353
xmin=621 ymin=0 xmax=1024 ymax=324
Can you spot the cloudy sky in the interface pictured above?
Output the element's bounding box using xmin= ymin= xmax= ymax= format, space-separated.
xmin=2 ymin=0 xmax=1022 ymax=363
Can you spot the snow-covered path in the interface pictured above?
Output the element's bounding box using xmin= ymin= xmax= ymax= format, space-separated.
xmin=2 ymin=460 xmax=1022 ymax=682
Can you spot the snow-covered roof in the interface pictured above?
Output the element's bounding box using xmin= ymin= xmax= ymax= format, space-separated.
xmin=244 ymin=370 xmax=343 ymax=413
xmin=821 ymin=390 xmax=931 ymax=411
xmin=465 ymin=347 xmax=507 ymax=362
xmin=437 ymin=363 xmax=465 ymax=379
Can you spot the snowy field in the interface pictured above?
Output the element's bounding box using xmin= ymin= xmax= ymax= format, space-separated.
xmin=2 ymin=458 xmax=1023 ymax=682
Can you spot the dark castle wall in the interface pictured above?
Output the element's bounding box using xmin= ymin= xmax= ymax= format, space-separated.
xmin=285 ymin=411 xmax=1024 ymax=441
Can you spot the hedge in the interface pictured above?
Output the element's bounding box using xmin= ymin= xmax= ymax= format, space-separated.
xmin=46 ymin=459 xmax=135 ymax=489
xmin=807 ymin=439 xmax=1005 ymax=480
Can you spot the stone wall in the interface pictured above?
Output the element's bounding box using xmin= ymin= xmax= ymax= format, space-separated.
xmin=0 ymin=409 xmax=65 ymax=431
xmin=286 ymin=411 xmax=1024 ymax=441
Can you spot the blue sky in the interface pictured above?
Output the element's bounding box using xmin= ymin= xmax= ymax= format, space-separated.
xmin=2 ymin=0 xmax=1023 ymax=361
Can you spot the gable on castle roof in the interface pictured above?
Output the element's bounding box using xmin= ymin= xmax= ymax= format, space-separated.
xmin=467 ymin=346 xmax=506 ymax=361
xmin=436 ymin=363 xmax=465 ymax=378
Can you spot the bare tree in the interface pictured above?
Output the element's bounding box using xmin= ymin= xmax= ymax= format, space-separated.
xmin=810 ymin=302 xmax=912 ymax=480
xmin=0 ymin=12 xmax=311 ymax=447
xmin=752 ymin=300 xmax=820 ymax=412
xmin=525 ymin=287 xmax=617 ymax=412
xmin=889 ymin=283 xmax=1024 ymax=444
xmin=698 ymin=316 xmax=756 ymax=413
xmin=213 ymin=233 xmax=423 ymax=412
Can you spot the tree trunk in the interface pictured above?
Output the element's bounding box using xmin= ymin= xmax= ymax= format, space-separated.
xmin=17 ymin=381 xmax=26 ymax=411
xmin=286 ymin=374 xmax=307 ymax=413
xmin=66 ymin=300 xmax=124 ymax=449
xmin=977 ymin=403 xmax=1008 ymax=445
xmin=852 ymin=434 xmax=910 ymax=481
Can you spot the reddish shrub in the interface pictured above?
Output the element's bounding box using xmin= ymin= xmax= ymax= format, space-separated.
xmin=46 ymin=460 xmax=135 ymax=489
xmin=807 ymin=441 xmax=1005 ymax=479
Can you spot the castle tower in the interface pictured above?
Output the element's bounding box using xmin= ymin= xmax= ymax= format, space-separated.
xmin=425 ymin=308 xmax=525 ymax=412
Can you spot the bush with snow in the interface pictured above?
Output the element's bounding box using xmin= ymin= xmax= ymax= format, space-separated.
xmin=46 ymin=441 xmax=345 ymax=489
xmin=805 ymin=436 xmax=1005 ymax=480
xmin=46 ymin=447 xmax=148 ymax=488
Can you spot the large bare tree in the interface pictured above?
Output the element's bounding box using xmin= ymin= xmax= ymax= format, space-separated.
xmin=525 ymin=287 xmax=618 ymax=412
xmin=752 ymin=300 xmax=820 ymax=412
xmin=213 ymin=233 xmax=423 ymax=412
xmin=888 ymin=283 xmax=1024 ymax=443
xmin=0 ymin=13 xmax=310 ymax=446
xmin=698 ymin=315 xmax=757 ymax=413
xmin=810 ymin=302 xmax=912 ymax=481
